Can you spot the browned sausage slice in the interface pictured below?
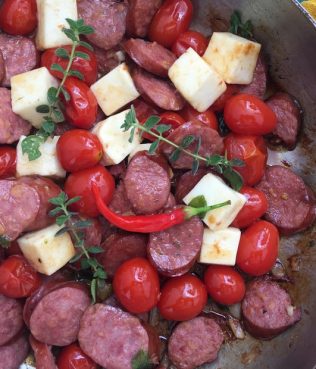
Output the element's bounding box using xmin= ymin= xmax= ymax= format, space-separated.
xmin=93 ymin=45 xmax=122 ymax=75
xmin=239 ymin=55 xmax=267 ymax=99
xmin=175 ymin=169 xmax=210 ymax=202
xmin=30 ymin=335 xmax=58 ymax=369
xmin=0 ymin=333 xmax=29 ymax=369
xmin=0 ymin=294 xmax=24 ymax=346
xmin=0 ymin=50 xmax=5 ymax=84
xmin=109 ymin=181 xmax=135 ymax=215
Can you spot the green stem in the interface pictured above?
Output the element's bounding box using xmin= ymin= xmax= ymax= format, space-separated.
xmin=184 ymin=200 xmax=231 ymax=219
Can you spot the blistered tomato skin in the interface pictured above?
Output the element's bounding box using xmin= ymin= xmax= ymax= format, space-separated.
xmin=211 ymin=84 xmax=240 ymax=112
xmin=181 ymin=104 xmax=218 ymax=131
xmin=0 ymin=147 xmax=16 ymax=179
xmin=57 ymin=343 xmax=98 ymax=369
xmin=172 ymin=30 xmax=208 ymax=57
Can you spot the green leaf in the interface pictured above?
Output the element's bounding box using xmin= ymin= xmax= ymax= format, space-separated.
xmin=181 ymin=135 xmax=195 ymax=148
xmin=222 ymin=167 xmax=244 ymax=191
xmin=229 ymin=10 xmax=253 ymax=39
xmin=88 ymin=246 xmax=104 ymax=254
xmin=50 ymin=63 xmax=65 ymax=74
xmin=60 ymin=87 xmax=71 ymax=102
xmin=143 ymin=116 xmax=160 ymax=131
xmin=132 ymin=350 xmax=154 ymax=369
xmin=122 ymin=106 xmax=137 ymax=131
xmin=62 ymin=28 xmax=78 ymax=42
xmin=90 ymin=278 xmax=97 ymax=303
xmin=0 ymin=235 xmax=10 ymax=249
xmin=55 ymin=47 xmax=70 ymax=59
xmin=78 ymin=25 xmax=94 ymax=35
xmin=169 ymin=148 xmax=181 ymax=162
xmin=155 ymin=124 xmax=171 ymax=135
xmin=93 ymin=267 xmax=106 ymax=280
xmin=42 ymin=120 xmax=56 ymax=135
xmin=36 ymin=104 xmax=50 ymax=114
xmin=69 ymin=252 xmax=83 ymax=263
xmin=47 ymin=87 xmax=58 ymax=104
xmin=65 ymin=196 xmax=81 ymax=206
xmin=206 ymin=154 xmax=224 ymax=166
xmin=48 ymin=207 xmax=63 ymax=217
xmin=148 ymin=140 xmax=159 ymax=155
xmin=68 ymin=69 xmax=84 ymax=80
xmin=52 ymin=107 xmax=65 ymax=123
xmin=65 ymin=18 xmax=79 ymax=31
xmin=128 ymin=127 xmax=135 ymax=143
xmin=192 ymin=158 xmax=199 ymax=174
xmin=56 ymin=214 xmax=70 ymax=226
xmin=80 ymin=258 xmax=90 ymax=270
xmin=49 ymin=192 xmax=68 ymax=206
xmin=78 ymin=40 xmax=94 ymax=51
xmin=230 ymin=158 xmax=245 ymax=167
xmin=74 ymin=51 xmax=90 ymax=60
xmin=189 ymin=195 xmax=207 ymax=209
xmin=55 ymin=226 xmax=70 ymax=236
xmin=74 ymin=220 xmax=93 ymax=229
xmin=21 ymin=135 xmax=45 ymax=161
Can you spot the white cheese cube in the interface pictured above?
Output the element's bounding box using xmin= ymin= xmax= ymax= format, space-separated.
xmin=199 ymin=227 xmax=241 ymax=265
xmin=36 ymin=0 xmax=78 ymax=50
xmin=128 ymin=143 xmax=151 ymax=162
xmin=18 ymin=224 xmax=75 ymax=275
xmin=11 ymin=67 xmax=59 ymax=129
xmin=91 ymin=63 xmax=140 ymax=116
xmin=168 ymin=48 xmax=226 ymax=113
xmin=183 ymin=173 xmax=246 ymax=231
xmin=92 ymin=109 xmax=141 ymax=166
xmin=16 ymin=136 xmax=66 ymax=178
xmin=203 ymin=32 xmax=261 ymax=84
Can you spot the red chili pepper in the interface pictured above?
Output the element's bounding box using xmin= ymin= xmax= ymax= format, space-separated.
xmin=92 ymin=183 xmax=231 ymax=233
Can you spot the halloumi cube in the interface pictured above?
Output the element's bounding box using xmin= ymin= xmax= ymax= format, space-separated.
xmin=199 ymin=227 xmax=241 ymax=265
xmin=92 ymin=109 xmax=141 ymax=165
xmin=36 ymin=0 xmax=78 ymax=50
xmin=183 ymin=173 xmax=246 ymax=231
xmin=91 ymin=63 xmax=140 ymax=116
xmin=203 ymin=32 xmax=261 ymax=84
xmin=18 ymin=224 xmax=75 ymax=275
xmin=11 ymin=67 xmax=59 ymax=129
xmin=128 ymin=143 xmax=151 ymax=162
xmin=168 ymin=48 xmax=226 ymax=112
xmin=16 ymin=136 xmax=66 ymax=178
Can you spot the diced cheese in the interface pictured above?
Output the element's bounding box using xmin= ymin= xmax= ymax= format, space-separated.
xmin=203 ymin=32 xmax=261 ymax=84
xmin=183 ymin=173 xmax=246 ymax=231
xmin=128 ymin=143 xmax=151 ymax=162
xmin=11 ymin=67 xmax=59 ymax=129
xmin=199 ymin=227 xmax=241 ymax=266
xmin=168 ymin=48 xmax=226 ymax=113
xmin=18 ymin=224 xmax=75 ymax=275
xmin=92 ymin=109 xmax=141 ymax=166
xmin=16 ymin=136 xmax=66 ymax=178
xmin=91 ymin=63 xmax=140 ymax=116
xmin=36 ymin=0 xmax=78 ymax=50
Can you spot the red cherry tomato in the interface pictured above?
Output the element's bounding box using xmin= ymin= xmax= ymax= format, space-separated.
xmin=204 ymin=265 xmax=246 ymax=305
xmin=158 ymin=274 xmax=207 ymax=321
xmin=224 ymin=133 xmax=267 ymax=186
xmin=62 ymin=77 xmax=98 ymax=129
xmin=172 ymin=30 xmax=208 ymax=57
xmin=57 ymin=130 xmax=103 ymax=173
xmin=211 ymin=84 xmax=240 ymax=112
xmin=65 ymin=165 xmax=115 ymax=218
xmin=41 ymin=46 xmax=98 ymax=86
xmin=0 ymin=255 xmax=41 ymax=298
xmin=181 ymin=104 xmax=218 ymax=131
xmin=224 ymin=94 xmax=277 ymax=135
xmin=149 ymin=0 xmax=193 ymax=48
xmin=237 ymin=220 xmax=279 ymax=276
xmin=0 ymin=146 xmax=16 ymax=178
xmin=113 ymin=257 xmax=160 ymax=314
xmin=57 ymin=343 xmax=98 ymax=369
xmin=0 ymin=0 xmax=37 ymax=35
xmin=232 ymin=187 xmax=268 ymax=229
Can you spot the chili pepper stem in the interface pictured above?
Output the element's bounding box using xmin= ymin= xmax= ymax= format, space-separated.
xmin=184 ymin=200 xmax=231 ymax=219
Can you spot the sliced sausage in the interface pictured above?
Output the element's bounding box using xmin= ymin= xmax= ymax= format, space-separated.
xmin=83 ymin=218 xmax=103 ymax=247
xmin=242 ymin=279 xmax=301 ymax=339
xmin=168 ymin=317 xmax=223 ymax=369
xmin=0 ymin=88 xmax=31 ymax=144
xmin=148 ymin=215 xmax=203 ymax=277
xmin=124 ymin=39 xmax=176 ymax=77
xmin=0 ymin=333 xmax=29 ymax=369
xmin=256 ymin=165 xmax=316 ymax=235
xmin=30 ymin=335 xmax=58 ymax=369
xmin=94 ymin=45 xmax=123 ymax=75
xmin=161 ymin=122 xmax=224 ymax=169
xmin=0 ymin=180 xmax=40 ymax=240
xmin=0 ymin=50 xmax=5 ymax=84
xmin=0 ymin=294 xmax=24 ymax=346
xmin=109 ymin=181 xmax=135 ymax=215
xmin=163 ymin=193 xmax=176 ymax=209
xmin=0 ymin=34 xmax=38 ymax=87
xmin=239 ymin=55 xmax=267 ymax=99
xmin=124 ymin=152 xmax=171 ymax=214
xmin=78 ymin=304 xmax=149 ymax=369
xmin=266 ymin=92 xmax=302 ymax=149
xmin=77 ymin=0 xmax=128 ymax=50
xmin=134 ymin=98 xmax=160 ymax=123
xmin=126 ymin=0 xmax=162 ymax=38
xmin=175 ymin=169 xmax=210 ymax=202
xmin=108 ymin=161 xmax=127 ymax=180
xmin=132 ymin=68 xmax=185 ymax=111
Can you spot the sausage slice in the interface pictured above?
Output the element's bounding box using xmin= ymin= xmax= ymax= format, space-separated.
xmin=0 ymin=333 xmax=29 ymax=369
xmin=0 ymin=294 xmax=24 ymax=346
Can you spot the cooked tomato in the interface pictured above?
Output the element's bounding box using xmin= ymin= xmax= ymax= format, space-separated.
xmin=62 ymin=77 xmax=98 ymax=129
xmin=211 ymin=84 xmax=240 ymax=112
xmin=172 ymin=30 xmax=208 ymax=57
xmin=41 ymin=46 xmax=98 ymax=86
xmin=232 ymin=186 xmax=268 ymax=228
xmin=65 ymin=165 xmax=115 ymax=218
xmin=57 ymin=130 xmax=103 ymax=173
xmin=113 ymin=257 xmax=160 ymax=314
xmin=0 ymin=255 xmax=41 ymax=298
xmin=204 ymin=265 xmax=246 ymax=305
xmin=236 ymin=220 xmax=279 ymax=276
xmin=144 ymin=112 xmax=185 ymax=142
xmin=149 ymin=0 xmax=193 ymax=48
xmin=0 ymin=146 xmax=16 ymax=178
xmin=224 ymin=134 xmax=267 ymax=186
xmin=224 ymin=94 xmax=277 ymax=135
xmin=0 ymin=0 xmax=37 ymax=35
xmin=158 ymin=274 xmax=207 ymax=321
xmin=57 ymin=343 xmax=98 ymax=369
xmin=181 ymin=104 xmax=218 ymax=131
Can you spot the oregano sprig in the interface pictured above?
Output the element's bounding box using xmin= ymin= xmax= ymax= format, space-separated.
xmin=229 ymin=10 xmax=253 ymax=39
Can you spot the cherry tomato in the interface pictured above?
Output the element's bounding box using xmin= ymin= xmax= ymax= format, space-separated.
xmin=0 ymin=255 xmax=41 ymax=298
xmin=57 ymin=130 xmax=103 ymax=173
xmin=224 ymin=133 xmax=267 ymax=186
xmin=57 ymin=343 xmax=98 ymax=369
xmin=62 ymin=77 xmax=98 ymax=129
xmin=181 ymin=104 xmax=218 ymax=131
xmin=224 ymin=94 xmax=277 ymax=135
xmin=65 ymin=165 xmax=115 ymax=218
xmin=113 ymin=257 xmax=160 ymax=314
xmin=232 ymin=187 xmax=268 ymax=229
xmin=0 ymin=0 xmax=37 ymax=35
xmin=41 ymin=46 xmax=98 ymax=86
xmin=158 ymin=274 xmax=207 ymax=321
xmin=237 ymin=220 xmax=279 ymax=276
xmin=172 ymin=30 xmax=208 ymax=57
xmin=211 ymin=84 xmax=240 ymax=112
xmin=0 ymin=146 xmax=16 ymax=178
xmin=204 ymin=265 xmax=246 ymax=305
xmin=149 ymin=0 xmax=193 ymax=48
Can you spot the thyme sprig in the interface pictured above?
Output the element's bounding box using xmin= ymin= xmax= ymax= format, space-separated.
xmin=229 ymin=10 xmax=253 ymax=39
xmin=49 ymin=192 xmax=106 ymax=303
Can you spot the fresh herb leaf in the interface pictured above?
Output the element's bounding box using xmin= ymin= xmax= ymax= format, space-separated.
xmin=90 ymin=278 xmax=97 ymax=303
xmin=155 ymin=124 xmax=171 ymax=135
xmin=55 ymin=226 xmax=71 ymax=236
xmin=55 ymin=47 xmax=70 ymax=59
xmin=74 ymin=220 xmax=93 ymax=229
xmin=42 ymin=120 xmax=56 ymax=135
xmin=88 ymin=246 xmax=104 ymax=254
xmin=0 ymin=235 xmax=10 ymax=249
xmin=69 ymin=252 xmax=83 ymax=263
xmin=65 ymin=196 xmax=81 ymax=206
xmin=74 ymin=51 xmax=90 ymax=60
xmin=189 ymin=195 xmax=207 ymax=209
xmin=36 ymin=104 xmax=50 ymax=114
xmin=192 ymin=158 xmax=199 ymax=174
xmin=62 ymin=28 xmax=77 ymax=42
xmin=222 ymin=167 xmax=244 ymax=191
xmin=78 ymin=25 xmax=94 ymax=35
xmin=52 ymin=107 xmax=65 ymax=123
xmin=47 ymin=87 xmax=58 ymax=104
xmin=68 ymin=69 xmax=84 ymax=80
xmin=148 ymin=140 xmax=159 ymax=155
xmin=229 ymin=10 xmax=253 ymax=39
xmin=230 ymin=158 xmax=245 ymax=167
xmin=181 ymin=135 xmax=195 ymax=148
xmin=49 ymin=192 xmax=68 ymax=206
xmin=60 ymin=87 xmax=71 ymax=102
xmin=50 ymin=63 xmax=65 ymax=74
xmin=21 ymin=135 xmax=45 ymax=161
xmin=143 ymin=116 xmax=160 ymax=131
xmin=56 ymin=214 xmax=70 ymax=226
xmin=78 ymin=40 xmax=94 ymax=51
xmin=169 ymin=148 xmax=181 ymax=162
xmin=132 ymin=350 xmax=154 ymax=369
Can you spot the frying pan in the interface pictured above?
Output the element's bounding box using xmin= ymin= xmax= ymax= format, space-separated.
xmin=21 ymin=1 xmax=316 ymax=368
